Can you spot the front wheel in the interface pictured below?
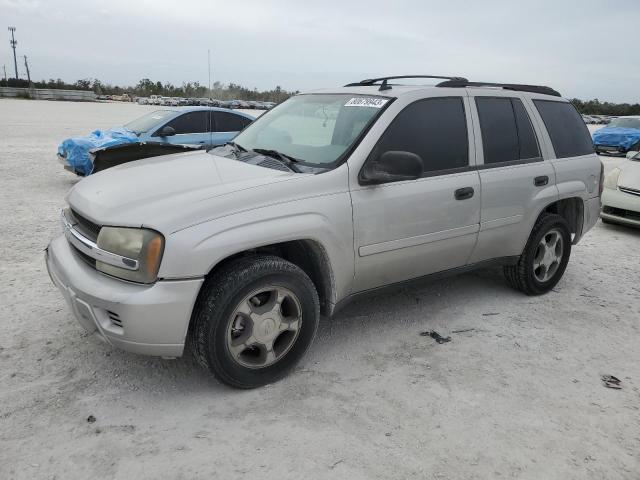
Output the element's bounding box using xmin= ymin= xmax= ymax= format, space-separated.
xmin=504 ymin=214 xmax=572 ymax=295
xmin=190 ymin=255 xmax=320 ymax=388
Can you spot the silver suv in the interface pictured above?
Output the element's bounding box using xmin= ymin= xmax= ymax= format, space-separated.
xmin=46 ymin=75 xmax=603 ymax=388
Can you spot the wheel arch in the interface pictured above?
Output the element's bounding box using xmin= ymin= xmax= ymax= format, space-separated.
xmin=198 ymin=239 xmax=336 ymax=317
xmin=536 ymin=197 xmax=584 ymax=244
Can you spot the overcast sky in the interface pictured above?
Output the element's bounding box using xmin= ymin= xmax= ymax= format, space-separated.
xmin=2 ymin=0 xmax=639 ymax=102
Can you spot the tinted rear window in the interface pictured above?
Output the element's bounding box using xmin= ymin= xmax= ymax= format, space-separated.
xmin=534 ymin=100 xmax=594 ymax=158
xmin=370 ymin=97 xmax=468 ymax=173
xmin=476 ymin=97 xmax=540 ymax=164
xmin=214 ymin=112 xmax=251 ymax=132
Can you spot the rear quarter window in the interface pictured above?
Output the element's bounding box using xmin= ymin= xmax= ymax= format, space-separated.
xmin=533 ymin=100 xmax=594 ymax=158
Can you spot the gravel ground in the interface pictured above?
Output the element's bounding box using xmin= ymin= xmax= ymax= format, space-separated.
xmin=1 ymin=99 xmax=639 ymax=480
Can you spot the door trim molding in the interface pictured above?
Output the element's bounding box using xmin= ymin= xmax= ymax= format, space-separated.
xmin=358 ymin=224 xmax=479 ymax=257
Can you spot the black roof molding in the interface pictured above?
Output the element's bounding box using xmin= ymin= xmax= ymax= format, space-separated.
xmin=436 ymin=79 xmax=561 ymax=97
xmin=344 ymin=75 xmax=468 ymax=91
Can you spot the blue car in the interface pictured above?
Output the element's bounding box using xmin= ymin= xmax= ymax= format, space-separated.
xmin=58 ymin=107 xmax=254 ymax=176
xmin=592 ymin=116 xmax=640 ymax=155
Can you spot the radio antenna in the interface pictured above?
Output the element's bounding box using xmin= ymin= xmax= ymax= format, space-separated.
xmin=207 ymin=49 xmax=211 ymax=99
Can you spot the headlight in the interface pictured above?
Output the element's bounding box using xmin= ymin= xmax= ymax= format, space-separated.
xmin=96 ymin=227 xmax=164 ymax=283
xmin=603 ymin=167 xmax=621 ymax=190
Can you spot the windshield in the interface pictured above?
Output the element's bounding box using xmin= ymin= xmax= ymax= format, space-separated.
xmin=124 ymin=110 xmax=175 ymax=134
xmin=231 ymin=94 xmax=390 ymax=166
xmin=608 ymin=118 xmax=640 ymax=130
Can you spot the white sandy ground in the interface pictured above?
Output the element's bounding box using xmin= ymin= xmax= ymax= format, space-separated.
xmin=0 ymin=99 xmax=639 ymax=480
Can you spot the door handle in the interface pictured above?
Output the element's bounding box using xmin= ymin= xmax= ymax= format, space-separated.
xmin=454 ymin=187 xmax=474 ymax=200
xmin=534 ymin=175 xmax=549 ymax=187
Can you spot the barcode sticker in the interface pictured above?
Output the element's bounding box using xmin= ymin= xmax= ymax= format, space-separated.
xmin=344 ymin=97 xmax=388 ymax=108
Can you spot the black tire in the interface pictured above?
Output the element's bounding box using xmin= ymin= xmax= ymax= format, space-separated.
xmin=503 ymin=213 xmax=572 ymax=295
xmin=189 ymin=255 xmax=320 ymax=388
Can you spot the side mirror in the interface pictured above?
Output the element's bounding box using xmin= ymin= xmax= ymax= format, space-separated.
xmin=360 ymin=151 xmax=423 ymax=185
xmin=626 ymin=150 xmax=638 ymax=159
xmin=158 ymin=126 xmax=176 ymax=137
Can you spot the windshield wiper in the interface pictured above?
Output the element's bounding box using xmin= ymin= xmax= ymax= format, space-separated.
xmin=226 ymin=141 xmax=247 ymax=152
xmin=252 ymin=148 xmax=302 ymax=172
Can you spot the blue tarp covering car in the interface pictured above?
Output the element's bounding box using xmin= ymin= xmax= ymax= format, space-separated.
xmin=592 ymin=116 xmax=640 ymax=155
xmin=57 ymin=106 xmax=255 ymax=175
xmin=58 ymin=128 xmax=139 ymax=176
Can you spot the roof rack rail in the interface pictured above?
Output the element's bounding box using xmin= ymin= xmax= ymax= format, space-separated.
xmin=344 ymin=75 xmax=469 ymax=91
xmin=436 ymin=79 xmax=561 ymax=97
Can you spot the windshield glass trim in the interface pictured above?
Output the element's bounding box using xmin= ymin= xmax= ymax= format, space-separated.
xmin=227 ymin=93 xmax=395 ymax=171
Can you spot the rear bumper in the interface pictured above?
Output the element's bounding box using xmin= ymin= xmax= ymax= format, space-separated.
xmin=45 ymin=234 xmax=203 ymax=357
xmin=601 ymin=187 xmax=640 ymax=227
xmin=578 ymin=196 xmax=602 ymax=241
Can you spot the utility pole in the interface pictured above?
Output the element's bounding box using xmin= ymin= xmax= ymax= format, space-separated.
xmin=2 ymin=64 xmax=7 ymax=84
xmin=8 ymin=26 xmax=18 ymax=80
xmin=23 ymin=55 xmax=31 ymax=86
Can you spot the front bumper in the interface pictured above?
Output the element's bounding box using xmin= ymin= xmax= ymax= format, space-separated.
xmin=601 ymin=187 xmax=640 ymax=227
xmin=45 ymin=234 xmax=204 ymax=357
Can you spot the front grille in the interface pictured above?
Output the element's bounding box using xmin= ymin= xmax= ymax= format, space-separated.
xmin=619 ymin=186 xmax=640 ymax=197
xmin=603 ymin=206 xmax=640 ymax=221
xmin=70 ymin=208 xmax=101 ymax=241
xmin=71 ymin=245 xmax=97 ymax=269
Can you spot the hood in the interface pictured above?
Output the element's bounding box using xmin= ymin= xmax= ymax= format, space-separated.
xmin=592 ymin=127 xmax=640 ymax=148
xmin=618 ymin=159 xmax=640 ymax=190
xmin=67 ymin=150 xmax=303 ymax=233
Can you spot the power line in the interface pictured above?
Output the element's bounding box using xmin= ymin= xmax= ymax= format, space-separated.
xmin=8 ymin=26 xmax=18 ymax=80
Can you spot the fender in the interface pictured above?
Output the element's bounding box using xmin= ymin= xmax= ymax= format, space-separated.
xmin=159 ymin=197 xmax=355 ymax=305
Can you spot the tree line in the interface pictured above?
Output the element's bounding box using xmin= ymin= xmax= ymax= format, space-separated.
xmin=568 ymin=98 xmax=640 ymax=116
xmin=2 ymin=77 xmax=640 ymax=114
xmin=0 ymin=77 xmax=297 ymax=102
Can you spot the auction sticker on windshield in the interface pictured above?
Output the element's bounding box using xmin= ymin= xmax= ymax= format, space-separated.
xmin=344 ymin=97 xmax=388 ymax=108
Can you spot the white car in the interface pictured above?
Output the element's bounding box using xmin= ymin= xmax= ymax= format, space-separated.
xmin=601 ymin=151 xmax=640 ymax=227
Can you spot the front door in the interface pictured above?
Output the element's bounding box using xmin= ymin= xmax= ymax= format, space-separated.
xmin=158 ymin=111 xmax=210 ymax=147
xmin=351 ymin=96 xmax=481 ymax=292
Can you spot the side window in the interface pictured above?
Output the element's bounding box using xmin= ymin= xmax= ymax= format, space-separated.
xmin=533 ymin=100 xmax=594 ymax=158
xmin=163 ymin=111 xmax=208 ymax=134
xmin=370 ymin=97 xmax=468 ymax=173
xmin=214 ymin=112 xmax=250 ymax=132
xmin=512 ymin=99 xmax=540 ymax=159
xmin=475 ymin=97 xmax=540 ymax=164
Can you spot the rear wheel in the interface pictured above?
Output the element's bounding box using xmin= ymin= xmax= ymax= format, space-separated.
xmin=190 ymin=255 xmax=320 ymax=388
xmin=504 ymin=214 xmax=572 ymax=295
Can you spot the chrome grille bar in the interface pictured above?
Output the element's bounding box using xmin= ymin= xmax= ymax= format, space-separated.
xmin=61 ymin=209 xmax=139 ymax=271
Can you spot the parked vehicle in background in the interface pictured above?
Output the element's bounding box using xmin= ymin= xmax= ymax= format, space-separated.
xmin=57 ymin=107 xmax=255 ymax=175
xmin=46 ymin=75 xmax=602 ymax=388
xmin=592 ymin=116 xmax=640 ymax=155
xmin=137 ymin=97 xmax=149 ymax=105
xmin=601 ymin=150 xmax=640 ymax=227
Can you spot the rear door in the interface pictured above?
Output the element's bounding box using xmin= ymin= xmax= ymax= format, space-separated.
xmin=351 ymin=96 xmax=481 ymax=292
xmin=468 ymin=93 xmax=558 ymax=263
xmin=212 ymin=111 xmax=253 ymax=147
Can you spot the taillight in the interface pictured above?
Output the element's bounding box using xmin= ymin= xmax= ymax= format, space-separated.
xmin=598 ymin=161 xmax=604 ymax=197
